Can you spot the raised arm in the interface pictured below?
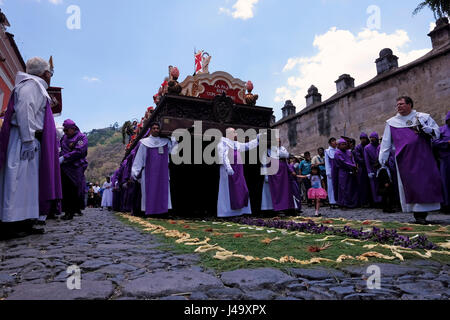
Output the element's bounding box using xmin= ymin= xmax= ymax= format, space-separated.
xmin=237 ymin=134 xmax=260 ymax=152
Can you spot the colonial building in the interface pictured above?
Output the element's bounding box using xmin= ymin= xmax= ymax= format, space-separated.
xmin=273 ymin=18 xmax=450 ymax=155
xmin=0 ymin=9 xmax=26 ymax=112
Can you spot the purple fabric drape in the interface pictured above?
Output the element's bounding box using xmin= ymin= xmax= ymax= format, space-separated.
xmin=268 ymin=159 xmax=294 ymax=211
xmin=228 ymin=149 xmax=249 ymax=210
xmin=391 ymin=127 xmax=443 ymax=204
xmin=144 ymin=145 xmax=169 ymax=215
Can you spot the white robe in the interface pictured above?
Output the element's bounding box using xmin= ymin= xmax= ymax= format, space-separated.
xmin=131 ymin=136 xmax=177 ymax=212
xmin=324 ymin=146 xmax=337 ymax=204
xmin=101 ymin=182 xmax=113 ymax=207
xmin=217 ymin=137 xmax=259 ymax=218
xmin=0 ymin=72 xmax=51 ymax=222
xmin=379 ymin=110 xmax=441 ymax=213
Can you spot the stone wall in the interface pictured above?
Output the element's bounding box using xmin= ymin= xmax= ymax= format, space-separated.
xmin=273 ymin=19 xmax=450 ymax=156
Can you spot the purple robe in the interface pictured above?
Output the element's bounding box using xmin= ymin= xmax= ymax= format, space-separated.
xmin=0 ymin=96 xmax=62 ymax=216
xmin=60 ymin=130 xmax=88 ymax=201
xmin=391 ymin=127 xmax=443 ymax=204
xmin=353 ymin=143 xmax=371 ymax=206
xmin=267 ymin=159 xmax=294 ymax=212
xmin=130 ymin=143 xmax=142 ymax=216
xmin=228 ymin=149 xmax=249 ymax=210
xmin=144 ymin=145 xmax=169 ymax=215
xmin=112 ymin=167 xmax=122 ymax=212
xmin=335 ymin=149 xmax=359 ymax=208
xmin=433 ymin=124 xmax=450 ymax=206
xmin=364 ymin=142 xmax=382 ymax=203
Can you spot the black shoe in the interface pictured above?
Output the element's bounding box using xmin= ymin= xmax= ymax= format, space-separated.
xmin=414 ymin=212 xmax=429 ymax=225
xmin=36 ymin=221 xmax=46 ymax=226
xmin=62 ymin=213 xmax=74 ymax=221
xmin=29 ymin=227 xmax=45 ymax=235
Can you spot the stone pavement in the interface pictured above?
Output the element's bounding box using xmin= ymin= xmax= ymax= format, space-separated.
xmin=296 ymin=206 xmax=450 ymax=225
xmin=0 ymin=208 xmax=449 ymax=300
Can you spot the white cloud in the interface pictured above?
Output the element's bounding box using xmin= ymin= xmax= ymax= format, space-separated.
xmin=83 ymin=76 xmax=101 ymax=83
xmin=220 ymin=0 xmax=260 ymax=20
xmin=274 ymin=27 xmax=431 ymax=110
xmin=429 ymin=22 xmax=436 ymax=32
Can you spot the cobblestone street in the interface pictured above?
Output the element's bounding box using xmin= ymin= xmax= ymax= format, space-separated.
xmin=0 ymin=208 xmax=449 ymax=300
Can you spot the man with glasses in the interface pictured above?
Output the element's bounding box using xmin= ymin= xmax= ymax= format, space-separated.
xmin=379 ymin=96 xmax=442 ymax=224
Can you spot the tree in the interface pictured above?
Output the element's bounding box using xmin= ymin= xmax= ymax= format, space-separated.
xmin=413 ymin=0 xmax=450 ymax=20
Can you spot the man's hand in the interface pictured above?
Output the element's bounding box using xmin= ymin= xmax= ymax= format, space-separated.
xmin=59 ymin=156 xmax=65 ymax=164
xmin=368 ymin=173 xmax=375 ymax=179
xmin=418 ymin=118 xmax=434 ymax=135
xmin=21 ymin=141 xmax=36 ymax=161
xmin=226 ymin=167 xmax=235 ymax=176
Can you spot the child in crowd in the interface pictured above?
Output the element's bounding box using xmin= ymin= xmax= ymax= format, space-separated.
xmin=298 ymin=166 xmax=328 ymax=217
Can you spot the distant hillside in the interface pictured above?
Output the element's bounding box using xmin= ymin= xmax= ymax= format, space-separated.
xmin=85 ymin=127 xmax=125 ymax=184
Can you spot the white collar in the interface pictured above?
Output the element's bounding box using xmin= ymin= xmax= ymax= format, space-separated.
xmin=140 ymin=136 xmax=170 ymax=148
xmin=387 ymin=110 xmax=429 ymax=128
xmin=15 ymin=71 xmax=50 ymax=100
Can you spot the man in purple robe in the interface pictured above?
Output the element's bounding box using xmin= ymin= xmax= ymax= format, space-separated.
xmin=335 ymin=138 xmax=358 ymax=208
xmin=432 ymin=111 xmax=450 ymax=213
xmin=0 ymin=57 xmax=61 ymax=238
xmin=353 ymin=132 xmax=371 ymax=207
xmin=261 ymin=140 xmax=295 ymax=215
xmin=364 ymin=132 xmax=382 ymax=206
xmin=379 ymin=96 xmax=442 ymax=224
xmin=59 ymin=119 xmax=88 ymax=220
xmin=131 ymin=123 xmax=177 ymax=216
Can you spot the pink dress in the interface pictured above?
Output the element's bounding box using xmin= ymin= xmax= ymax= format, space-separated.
xmin=307 ymin=175 xmax=328 ymax=200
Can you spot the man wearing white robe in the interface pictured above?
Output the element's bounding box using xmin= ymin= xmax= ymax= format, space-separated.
xmin=379 ymin=96 xmax=442 ymax=224
xmin=131 ymin=123 xmax=177 ymax=215
xmin=217 ymin=128 xmax=260 ymax=218
xmin=261 ymin=144 xmax=298 ymax=211
xmin=325 ymin=137 xmax=337 ymax=208
xmin=101 ymin=176 xmax=113 ymax=210
xmin=0 ymin=57 xmax=54 ymax=237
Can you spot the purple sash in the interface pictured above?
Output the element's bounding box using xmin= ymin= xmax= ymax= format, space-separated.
xmin=268 ymin=159 xmax=294 ymax=211
xmin=228 ymin=149 xmax=249 ymax=210
xmin=144 ymin=145 xmax=169 ymax=215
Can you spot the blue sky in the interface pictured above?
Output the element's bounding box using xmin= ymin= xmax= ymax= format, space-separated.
xmin=0 ymin=0 xmax=437 ymax=132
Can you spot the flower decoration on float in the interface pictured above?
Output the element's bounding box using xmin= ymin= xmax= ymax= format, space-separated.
xmin=244 ymin=80 xmax=259 ymax=106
